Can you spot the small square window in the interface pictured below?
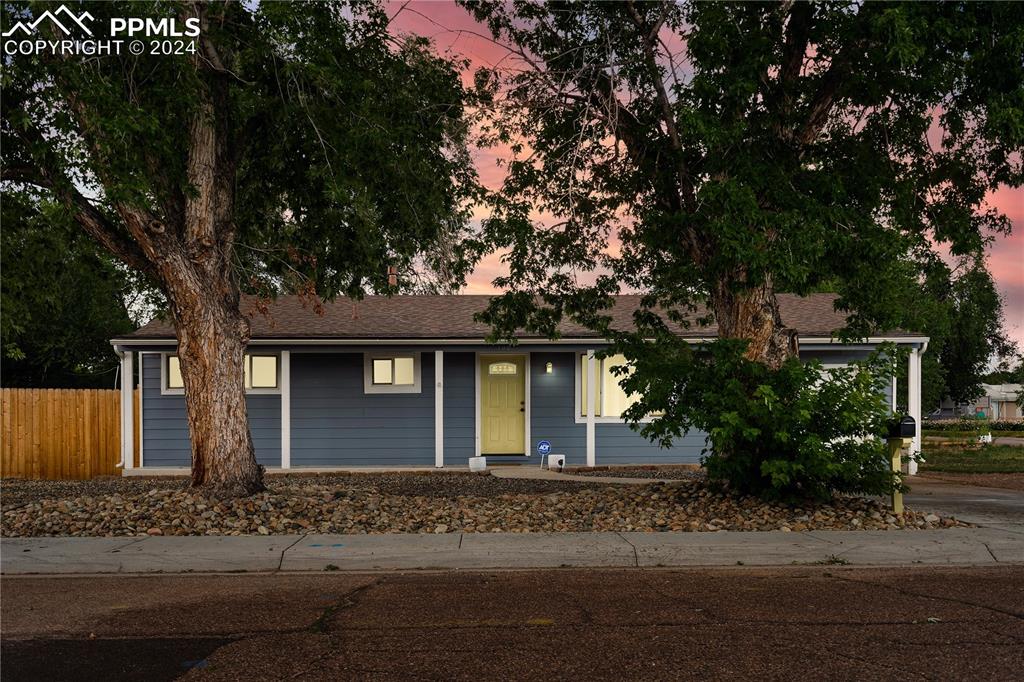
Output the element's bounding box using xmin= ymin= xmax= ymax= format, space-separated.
xmin=365 ymin=354 xmax=421 ymax=393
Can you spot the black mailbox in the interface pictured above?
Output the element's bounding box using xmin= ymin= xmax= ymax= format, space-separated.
xmin=887 ymin=416 xmax=916 ymax=439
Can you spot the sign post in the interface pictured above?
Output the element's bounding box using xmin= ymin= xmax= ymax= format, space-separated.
xmin=886 ymin=437 xmax=911 ymax=515
xmin=537 ymin=440 xmax=551 ymax=469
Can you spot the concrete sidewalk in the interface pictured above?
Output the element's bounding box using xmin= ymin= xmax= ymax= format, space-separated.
xmin=3 ymin=527 xmax=1022 ymax=574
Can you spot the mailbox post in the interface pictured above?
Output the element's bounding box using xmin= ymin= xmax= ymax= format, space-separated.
xmin=886 ymin=416 xmax=916 ymax=514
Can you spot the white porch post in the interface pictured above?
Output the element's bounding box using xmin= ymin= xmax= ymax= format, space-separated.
xmin=280 ymin=350 xmax=291 ymax=469
xmin=586 ymin=349 xmax=597 ymax=467
xmin=907 ymin=346 xmax=922 ymax=475
xmin=435 ymin=350 xmax=444 ymax=468
xmin=120 ymin=350 xmax=134 ymax=471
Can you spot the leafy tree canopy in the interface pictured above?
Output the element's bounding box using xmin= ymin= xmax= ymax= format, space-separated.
xmin=464 ymin=0 xmax=1021 ymax=340
xmin=2 ymin=0 xmax=482 ymax=491
xmin=1 ymin=193 xmax=136 ymax=388
xmin=3 ymin=0 xmax=482 ymax=301
xmin=461 ymin=0 xmax=1023 ymax=497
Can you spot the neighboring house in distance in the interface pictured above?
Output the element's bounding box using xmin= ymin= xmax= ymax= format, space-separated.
xmin=110 ymin=293 xmax=929 ymax=473
xmin=932 ymin=384 xmax=1022 ymax=420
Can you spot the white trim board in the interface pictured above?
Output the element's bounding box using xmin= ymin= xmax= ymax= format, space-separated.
xmin=280 ymin=350 xmax=291 ymax=469
xmin=586 ymin=349 xmax=596 ymax=467
xmin=119 ymin=350 xmax=134 ymax=470
xmin=138 ymin=351 xmax=149 ymax=467
xmin=113 ymin=335 xmax=932 ymax=347
xmin=435 ymin=350 xmax=444 ymax=468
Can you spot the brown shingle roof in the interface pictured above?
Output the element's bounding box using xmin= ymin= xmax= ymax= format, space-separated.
xmin=119 ymin=293 xmax=912 ymax=341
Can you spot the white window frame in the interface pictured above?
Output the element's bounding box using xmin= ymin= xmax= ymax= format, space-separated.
xmin=573 ymin=352 xmax=656 ymax=424
xmin=363 ymin=352 xmax=422 ymax=394
xmin=160 ymin=353 xmax=185 ymax=395
xmin=159 ymin=352 xmax=282 ymax=395
xmin=244 ymin=353 xmax=282 ymax=394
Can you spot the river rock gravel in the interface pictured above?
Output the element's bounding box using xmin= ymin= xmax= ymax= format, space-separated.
xmin=570 ymin=467 xmax=706 ymax=481
xmin=0 ymin=473 xmax=965 ymax=537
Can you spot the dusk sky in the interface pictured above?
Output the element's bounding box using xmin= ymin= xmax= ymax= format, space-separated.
xmin=389 ymin=2 xmax=1024 ymax=350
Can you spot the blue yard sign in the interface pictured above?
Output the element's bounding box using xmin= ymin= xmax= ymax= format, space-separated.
xmin=537 ymin=440 xmax=551 ymax=456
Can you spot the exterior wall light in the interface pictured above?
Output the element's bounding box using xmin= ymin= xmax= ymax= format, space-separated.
xmin=545 ymin=362 xmax=553 ymax=374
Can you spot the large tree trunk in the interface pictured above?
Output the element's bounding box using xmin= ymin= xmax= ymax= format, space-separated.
xmin=170 ymin=281 xmax=264 ymax=495
xmin=169 ymin=23 xmax=262 ymax=496
xmin=712 ymin=277 xmax=798 ymax=370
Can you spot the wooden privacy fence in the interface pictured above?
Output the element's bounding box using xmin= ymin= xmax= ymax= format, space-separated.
xmin=1 ymin=388 xmax=139 ymax=480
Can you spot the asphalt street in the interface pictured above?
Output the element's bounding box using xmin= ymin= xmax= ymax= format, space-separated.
xmin=3 ymin=566 xmax=1023 ymax=681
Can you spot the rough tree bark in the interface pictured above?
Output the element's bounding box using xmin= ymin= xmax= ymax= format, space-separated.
xmin=711 ymin=276 xmax=799 ymax=371
xmin=170 ymin=280 xmax=261 ymax=493
xmin=163 ymin=25 xmax=264 ymax=493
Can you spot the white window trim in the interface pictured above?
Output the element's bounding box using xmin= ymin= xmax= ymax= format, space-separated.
xmin=573 ymin=352 xmax=657 ymax=424
xmin=244 ymin=353 xmax=283 ymax=394
xmin=160 ymin=352 xmax=184 ymax=395
xmin=363 ymin=352 xmax=422 ymax=394
xmin=159 ymin=352 xmax=282 ymax=395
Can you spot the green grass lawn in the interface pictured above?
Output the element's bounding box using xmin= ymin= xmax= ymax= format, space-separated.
xmin=923 ymin=429 xmax=1024 ymax=439
xmin=920 ymin=444 xmax=1024 ymax=474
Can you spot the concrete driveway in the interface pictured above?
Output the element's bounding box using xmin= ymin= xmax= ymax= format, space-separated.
xmin=906 ymin=478 xmax=1024 ymax=529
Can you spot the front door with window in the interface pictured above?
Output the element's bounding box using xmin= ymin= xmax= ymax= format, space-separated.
xmin=480 ymin=355 xmax=526 ymax=455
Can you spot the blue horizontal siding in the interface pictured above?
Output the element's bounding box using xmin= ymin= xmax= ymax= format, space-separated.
xmin=135 ymin=343 xmax=888 ymax=470
xmin=140 ymin=353 xmax=281 ymax=467
xmin=595 ymin=425 xmax=706 ymax=464
xmin=443 ymin=352 xmax=476 ymax=465
xmin=290 ymin=352 xmax=435 ymax=466
xmin=530 ymin=352 xmax=587 ymax=466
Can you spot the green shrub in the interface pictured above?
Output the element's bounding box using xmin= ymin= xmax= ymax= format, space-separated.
xmin=618 ymin=339 xmax=901 ymax=502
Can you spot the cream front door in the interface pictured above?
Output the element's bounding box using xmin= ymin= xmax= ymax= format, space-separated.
xmin=480 ymin=355 xmax=526 ymax=455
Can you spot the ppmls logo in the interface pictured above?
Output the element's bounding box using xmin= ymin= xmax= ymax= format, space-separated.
xmin=3 ymin=4 xmax=200 ymax=56
xmin=2 ymin=5 xmax=93 ymax=38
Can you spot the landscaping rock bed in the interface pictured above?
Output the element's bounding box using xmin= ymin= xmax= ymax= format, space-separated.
xmin=571 ymin=467 xmax=706 ymax=481
xmin=1 ymin=474 xmax=965 ymax=537
xmin=0 ymin=472 xmax=597 ymax=509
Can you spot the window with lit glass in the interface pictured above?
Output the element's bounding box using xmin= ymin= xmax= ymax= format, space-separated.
xmin=372 ymin=357 xmax=416 ymax=385
xmin=364 ymin=353 xmax=421 ymax=394
xmin=166 ymin=355 xmax=184 ymax=390
xmin=245 ymin=355 xmax=279 ymax=389
xmin=580 ymin=353 xmax=642 ymax=418
xmin=164 ymin=353 xmax=278 ymax=393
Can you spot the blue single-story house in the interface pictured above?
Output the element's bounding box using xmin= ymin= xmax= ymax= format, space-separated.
xmin=110 ymin=293 xmax=929 ymax=474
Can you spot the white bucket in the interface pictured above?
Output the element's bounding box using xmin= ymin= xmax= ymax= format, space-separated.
xmin=469 ymin=456 xmax=487 ymax=472
xmin=547 ymin=454 xmax=565 ymax=471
